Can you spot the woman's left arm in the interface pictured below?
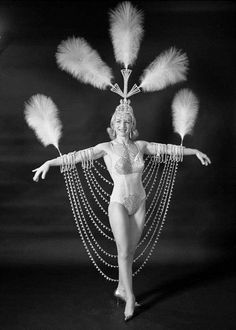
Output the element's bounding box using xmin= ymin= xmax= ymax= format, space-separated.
xmin=183 ymin=147 xmax=211 ymax=166
xmin=139 ymin=141 xmax=211 ymax=166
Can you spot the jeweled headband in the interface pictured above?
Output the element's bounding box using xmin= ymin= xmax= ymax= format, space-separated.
xmin=115 ymin=99 xmax=133 ymax=115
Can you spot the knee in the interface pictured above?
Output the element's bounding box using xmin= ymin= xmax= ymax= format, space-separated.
xmin=117 ymin=246 xmax=135 ymax=260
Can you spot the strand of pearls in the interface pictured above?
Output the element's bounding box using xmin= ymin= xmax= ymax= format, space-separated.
xmin=77 ymin=161 xmax=172 ymax=264
xmin=67 ymin=170 xmax=119 ymax=275
xmin=82 ymin=167 xmax=109 ymax=216
xmin=144 ymin=159 xmax=159 ymax=191
xmin=94 ymin=159 xmax=107 ymax=170
xmin=93 ymin=163 xmax=113 ymax=186
xmin=145 ymin=162 xmax=160 ymax=199
xmin=74 ymin=159 xmax=176 ymax=273
xmin=133 ymin=161 xmax=178 ymax=276
xmin=70 ymin=170 xmax=118 ymax=267
xmin=145 ymin=144 xmax=183 ymax=217
xmin=136 ymin=160 xmax=172 ymax=250
xmin=143 ymin=156 xmax=156 ymax=184
xmin=145 ymin=159 xmax=170 ymax=220
xmin=87 ymin=168 xmax=110 ymax=200
xmin=133 ymin=160 xmax=174 ymax=262
xmin=73 ymin=168 xmax=113 ymax=237
xmin=63 ymin=170 xmax=118 ymax=282
xmin=61 ymin=150 xmax=181 ymax=281
xmin=93 ymin=160 xmax=113 ymax=186
xmin=142 ymin=155 xmax=154 ymax=174
xmin=72 ymin=170 xmax=117 ymax=260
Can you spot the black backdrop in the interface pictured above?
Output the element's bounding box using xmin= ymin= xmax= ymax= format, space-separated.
xmin=0 ymin=0 xmax=235 ymax=268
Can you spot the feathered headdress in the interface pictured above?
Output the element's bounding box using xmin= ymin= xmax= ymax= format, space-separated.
xmin=55 ymin=1 xmax=188 ymax=109
xmin=171 ymin=88 xmax=199 ymax=144
xmin=56 ymin=37 xmax=113 ymax=90
xmin=24 ymin=94 xmax=63 ymax=154
xmin=139 ymin=48 xmax=188 ymax=92
xmin=25 ymin=2 xmax=193 ymax=151
xmin=109 ymin=1 xmax=144 ymax=69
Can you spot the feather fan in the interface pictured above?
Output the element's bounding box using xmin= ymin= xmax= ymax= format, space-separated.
xmin=139 ymin=47 xmax=188 ymax=92
xmin=24 ymin=94 xmax=62 ymax=152
xmin=109 ymin=1 xmax=144 ymax=68
xmin=56 ymin=37 xmax=113 ymax=90
xmin=171 ymin=88 xmax=199 ymax=143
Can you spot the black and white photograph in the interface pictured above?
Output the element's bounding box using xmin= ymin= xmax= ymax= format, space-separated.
xmin=0 ymin=1 xmax=235 ymax=329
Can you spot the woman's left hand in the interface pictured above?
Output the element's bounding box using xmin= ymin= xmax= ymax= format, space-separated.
xmin=195 ymin=150 xmax=211 ymax=166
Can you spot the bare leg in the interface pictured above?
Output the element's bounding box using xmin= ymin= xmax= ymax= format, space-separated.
xmin=117 ymin=268 xmax=124 ymax=293
xmin=124 ymin=199 xmax=146 ymax=317
xmin=108 ymin=202 xmax=134 ymax=308
xmin=108 ymin=200 xmax=146 ymax=319
xmin=129 ymin=199 xmax=146 ymax=258
xmin=117 ymin=197 xmax=145 ymax=295
xmin=116 ymin=199 xmax=146 ymax=298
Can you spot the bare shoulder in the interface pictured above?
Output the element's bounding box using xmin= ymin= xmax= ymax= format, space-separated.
xmin=95 ymin=141 xmax=112 ymax=154
xmin=135 ymin=140 xmax=148 ymax=153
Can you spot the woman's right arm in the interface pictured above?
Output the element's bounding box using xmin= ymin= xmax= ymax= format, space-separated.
xmin=32 ymin=143 xmax=107 ymax=182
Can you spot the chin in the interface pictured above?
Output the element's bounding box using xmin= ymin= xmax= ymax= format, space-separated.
xmin=117 ymin=132 xmax=128 ymax=137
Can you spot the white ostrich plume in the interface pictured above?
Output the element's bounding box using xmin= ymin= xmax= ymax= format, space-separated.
xmin=56 ymin=37 xmax=113 ymax=90
xmin=24 ymin=94 xmax=62 ymax=151
xmin=172 ymin=88 xmax=199 ymax=142
xmin=109 ymin=1 xmax=144 ymax=69
xmin=139 ymin=47 xmax=188 ymax=92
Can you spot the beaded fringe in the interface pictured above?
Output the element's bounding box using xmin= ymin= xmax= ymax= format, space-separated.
xmin=151 ymin=143 xmax=184 ymax=163
xmin=61 ymin=147 xmax=181 ymax=281
xmin=60 ymin=148 xmax=95 ymax=173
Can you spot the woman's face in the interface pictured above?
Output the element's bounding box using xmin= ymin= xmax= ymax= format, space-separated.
xmin=113 ymin=114 xmax=132 ymax=138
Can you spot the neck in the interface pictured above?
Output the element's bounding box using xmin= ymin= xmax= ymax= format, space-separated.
xmin=115 ymin=136 xmax=130 ymax=145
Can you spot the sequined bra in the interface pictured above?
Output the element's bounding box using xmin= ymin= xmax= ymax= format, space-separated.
xmin=111 ymin=141 xmax=144 ymax=175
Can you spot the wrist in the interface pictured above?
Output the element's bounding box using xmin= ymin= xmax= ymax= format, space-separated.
xmin=46 ymin=160 xmax=52 ymax=166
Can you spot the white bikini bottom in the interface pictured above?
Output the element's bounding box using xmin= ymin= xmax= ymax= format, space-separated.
xmin=110 ymin=190 xmax=146 ymax=216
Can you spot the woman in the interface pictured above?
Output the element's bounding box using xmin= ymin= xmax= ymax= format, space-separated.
xmin=32 ymin=102 xmax=211 ymax=321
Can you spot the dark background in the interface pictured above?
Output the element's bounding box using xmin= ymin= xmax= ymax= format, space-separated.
xmin=0 ymin=1 xmax=235 ymax=329
xmin=1 ymin=0 xmax=235 ymax=266
xmin=0 ymin=2 xmax=235 ymax=328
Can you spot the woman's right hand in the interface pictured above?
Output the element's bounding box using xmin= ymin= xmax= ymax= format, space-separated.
xmin=32 ymin=161 xmax=50 ymax=182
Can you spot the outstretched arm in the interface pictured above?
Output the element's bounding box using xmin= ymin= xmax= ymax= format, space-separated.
xmin=183 ymin=147 xmax=211 ymax=166
xmin=139 ymin=141 xmax=211 ymax=166
xmin=32 ymin=143 xmax=106 ymax=182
